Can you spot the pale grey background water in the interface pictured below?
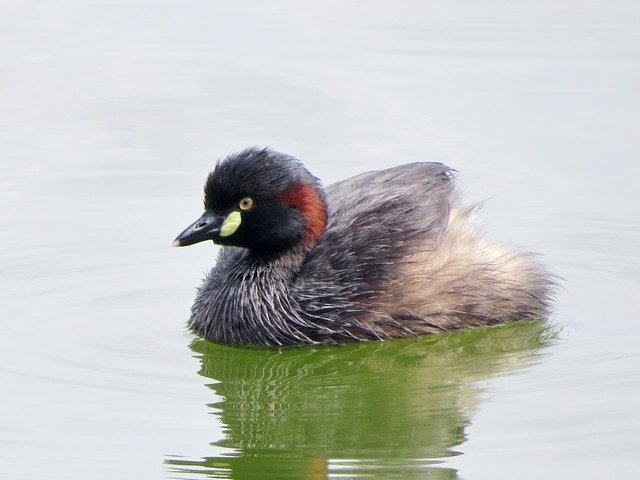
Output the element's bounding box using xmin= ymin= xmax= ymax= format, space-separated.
xmin=1 ymin=1 xmax=639 ymax=479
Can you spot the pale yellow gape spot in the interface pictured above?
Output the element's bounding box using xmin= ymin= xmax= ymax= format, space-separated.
xmin=220 ymin=211 xmax=242 ymax=237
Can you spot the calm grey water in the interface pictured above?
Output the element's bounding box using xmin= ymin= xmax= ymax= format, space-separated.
xmin=1 ymin=1 xmax=639 ymax=479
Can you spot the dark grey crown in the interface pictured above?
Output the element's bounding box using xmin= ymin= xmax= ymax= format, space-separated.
xmin=204 ymin=147 xmax=323 ymax=212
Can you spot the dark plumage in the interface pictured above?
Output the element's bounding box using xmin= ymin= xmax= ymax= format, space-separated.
xmin=174 ymin=147 xmax=554 ymax=346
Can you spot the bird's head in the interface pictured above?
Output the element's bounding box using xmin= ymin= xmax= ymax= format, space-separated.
xmin=173 ymin=147 xmax=328 ymax=256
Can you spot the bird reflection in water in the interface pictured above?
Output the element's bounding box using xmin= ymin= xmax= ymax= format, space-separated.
xmin=165 ymin=321 xmax=555 ymax=479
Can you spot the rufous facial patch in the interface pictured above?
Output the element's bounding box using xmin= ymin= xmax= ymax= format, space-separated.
xmin=276 ymin=184 xmax=327 ymax=245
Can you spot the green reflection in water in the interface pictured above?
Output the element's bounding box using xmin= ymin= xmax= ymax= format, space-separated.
xmin=166 ymin=321 xmax=555 ymax=479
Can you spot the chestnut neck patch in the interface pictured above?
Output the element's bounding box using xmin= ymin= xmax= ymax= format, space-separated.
xmin=275 ymin=183 xmax=327 ymax=246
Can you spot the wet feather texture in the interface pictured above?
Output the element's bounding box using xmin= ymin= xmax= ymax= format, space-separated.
xmin=174 ymin=147 xmax=555 ymax=346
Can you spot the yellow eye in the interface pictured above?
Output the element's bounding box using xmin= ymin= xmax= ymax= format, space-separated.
xmin=238 ymin=197 xmax=254 ymax=211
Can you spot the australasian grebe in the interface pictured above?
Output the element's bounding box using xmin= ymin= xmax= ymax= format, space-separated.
xmin=173 ymin=147 xmax=554 ymax=346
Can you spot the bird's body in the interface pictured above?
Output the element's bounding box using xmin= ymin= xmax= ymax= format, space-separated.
xmin=174 ymin=148 xmax=554 ymax=346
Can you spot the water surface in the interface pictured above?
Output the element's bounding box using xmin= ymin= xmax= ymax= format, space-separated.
xmin=1 ymin=1 xmax=639 ymax=479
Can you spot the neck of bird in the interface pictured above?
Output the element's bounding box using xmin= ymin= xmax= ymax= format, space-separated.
xmin=239 ymin=243 xmax=310 ymax=283
xmin=200 ymin=244 xmax=318 ymax=345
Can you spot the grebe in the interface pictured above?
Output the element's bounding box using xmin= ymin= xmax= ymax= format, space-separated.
xmin=173 ymin=147 xmax=553 ymax=346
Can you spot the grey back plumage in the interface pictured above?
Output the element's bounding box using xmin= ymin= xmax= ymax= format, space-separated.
xmin=291 ymin=163 xmax=455 ymax=339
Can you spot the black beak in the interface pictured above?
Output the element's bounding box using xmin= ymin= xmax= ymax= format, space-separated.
xmin=172 ymin=211 xmax=223 ymax=247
